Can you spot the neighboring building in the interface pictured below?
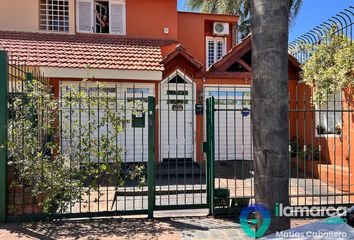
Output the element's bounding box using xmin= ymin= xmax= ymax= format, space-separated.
xmin=0 ymin=0 xmax=300 ymax=164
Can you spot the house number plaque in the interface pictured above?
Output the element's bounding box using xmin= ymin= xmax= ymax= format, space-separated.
xmin=172 ymin=104 xmax=183 ymax=111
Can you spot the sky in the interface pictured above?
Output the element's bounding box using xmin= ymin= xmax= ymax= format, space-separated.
xmin=177 ymin=0 xmax=354 ymax=42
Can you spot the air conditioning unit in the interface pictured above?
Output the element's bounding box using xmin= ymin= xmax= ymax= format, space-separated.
xmin=213 ymin=22 xmax=230 ymax=36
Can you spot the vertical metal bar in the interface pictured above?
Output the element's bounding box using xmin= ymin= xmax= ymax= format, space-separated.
xmin=79 ymin=82 xmax=82 ymax=213
xmin=191 ymin=75 xmax=196 ymax=204
xmin=106 ymin=88 xmax=109 ymax=212
xmin=326 ymin=93 xmax=329 ymax=205
xmin=348 ymin=97 xmax=351 ymax=202
xmin=206 ymin=98 xmax=211 ymax=212
xmin=288 ymin=90 xmax=292 ymax=205
xmin=233 ymin=86 xmax=237 ymax=199
xmin=209 ymin=96 xmax=215 ymax=215
xmin=318 ymin=92 xmax=323 ymax=207
xmin=69 ymin=86 xmax=73 ymax=213
xmin=201 ymin=84 xmax=206 ymax=205
xmin=97 ymin=84 xmax=100 ymax=212
xmin=132 ymin=85 xmax=136 ymax=210
xmin=217 ymin=86 xmax=220 ymax=189
xmin=226 ymin=89 xmax=229 ymax=191
xmin=310 ymin=90 xmax=315 ymax=206
xmin=167 ymin=78 xmax=170 ymax=205
xmin=303 ymin=91 xmax=307 ymax=204
xmin=183 ymin=71 xmax=187 ymax=205
xmin=333 ymin=93 xmax=337 ymax=204
xmin=158 ymin=82 xmax=162 ymax=206
xmin=175 ymin=73 xmax=178 ymax=205
xmin=0 ymin=51 xmax=8 ymax=223
xmin=206 ymin=96 xmax=215 ymax=215
xmin=141 ymin=91 xmax=144 ymax=209
xmin=340 ymin=95 xmax=344 ymax=204
xmin=19 ymin=60 xmax=25 ymax=215
xmin=295 ymin=85 xmax=299 ymax=205
xmin=9 ymin=53 xmax=15 ymax=215
xmin=241 ymin=91 xmax=245 ymax=197
xmin=147 ymin=96 xmax=155 ymax=219
xmin=114 ymin=84 xmax=118 ymax=211
xmin=87 ymin=83 xmax=91 ymax=212
xmin=124 ymin=91 xmax=127 ymax=210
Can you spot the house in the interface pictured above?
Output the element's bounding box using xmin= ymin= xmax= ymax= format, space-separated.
xmin=0 ymin=0 xmax=301 ymax=165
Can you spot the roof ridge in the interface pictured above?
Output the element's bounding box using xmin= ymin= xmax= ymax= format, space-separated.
xmin=0 ymin=31 xmax=177 ymax=46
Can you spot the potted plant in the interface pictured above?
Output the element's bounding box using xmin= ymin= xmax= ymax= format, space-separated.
xmin=302 ymin=144 xmax=321 ymax=177
xmin=289 ymin=138 xmax=321 ymax=176
xmin=335 ymin=124 xmax=342 ymax=135
xmin=316 ymin=125 xmax=327 ymax=135
xmin=289 ymin=137 xmax=304 ymax=163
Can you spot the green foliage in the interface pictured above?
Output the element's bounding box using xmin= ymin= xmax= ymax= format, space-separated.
xmin=7 ymin=79 xmax=145 ymax=214
xmin=289 ymin=137 xmax=321 ymax=162
xmin=186 ymin=0 xmax=302 ymax=38
xmin=302 ymin=29 xmax=354 ymax=103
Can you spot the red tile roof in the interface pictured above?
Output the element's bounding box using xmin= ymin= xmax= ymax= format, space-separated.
xmin=0 ymin=31 xmax=176 ymax=71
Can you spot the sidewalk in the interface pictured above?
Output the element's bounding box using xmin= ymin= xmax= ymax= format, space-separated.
xmin=0 ymin=216 xmax=314 ymax=240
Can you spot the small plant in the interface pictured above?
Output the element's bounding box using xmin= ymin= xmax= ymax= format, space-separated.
xmin=6 ymin=79 xmax=146 ymax=214
xmin=289 ymin=137 xmax=304 ymax=159
xmin=335 ymin=124 xmax=342 ymax=135
xmin=316 ymin=125 xmax=327 ymax=135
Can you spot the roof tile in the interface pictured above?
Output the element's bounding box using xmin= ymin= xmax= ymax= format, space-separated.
xmin=0 ymin=31 xmax=176 ymax=71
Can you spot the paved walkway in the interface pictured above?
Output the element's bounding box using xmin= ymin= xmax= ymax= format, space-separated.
xmin=0 ymin=216 xmax=316 ymax=240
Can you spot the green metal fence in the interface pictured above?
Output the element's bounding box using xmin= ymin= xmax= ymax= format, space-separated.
xmin=0 ymin=53 xmax=210 ymax=222
xmin=205 ymin=85 xmax=354 ymax=216
xmin=0 ymin=51 xmax=156 ymax=222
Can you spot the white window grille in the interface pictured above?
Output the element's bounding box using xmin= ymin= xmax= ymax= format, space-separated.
xmin=316 ymin=91 xmax=343 ymax=136
xmin=206 ymin=37 xmax=226 ymax=68
xmin=40 ymin=0 xmax=69 ymax=32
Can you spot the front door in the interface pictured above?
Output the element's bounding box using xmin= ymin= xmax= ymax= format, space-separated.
xmin=159 ymin=73 xmax=195 ymax=162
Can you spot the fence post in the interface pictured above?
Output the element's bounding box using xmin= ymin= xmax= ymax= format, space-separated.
xmin=209 ymin=97 xmax=215 ymax=215
xmin=147 ymin=96 xmax=155 ymax=219
xmin=206 ymin=97 xmax=215 ymax=215
xmin=206 ymin=98 xmax=211 ymax=214
xmin=0 ymin=51 xmax=8 ymax=223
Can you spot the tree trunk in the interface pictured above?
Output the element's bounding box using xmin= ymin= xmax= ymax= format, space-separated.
xmin=251 ymin=0 xmax=290 ymax=235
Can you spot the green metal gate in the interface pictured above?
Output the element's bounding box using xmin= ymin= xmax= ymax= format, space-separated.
xmin=0 ymin=55 xmax=210 ymax=222
xmin=149 ymin=72 xmax=209 ymax=217
xmin=205 ymin=95 xmax=252 ymax=216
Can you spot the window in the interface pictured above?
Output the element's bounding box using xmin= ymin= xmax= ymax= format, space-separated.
xmin=76 ymin=0 xmax=125 ymax=35
xmin=208 ymin=91 xmax=251 ymax=106
xmin=127 ymin=88 xmax=149 ymax=94
xmin=40 ymin=0 xmax=69 ymax=32
xmin=206 ymin=37 xmax=226 ymax=68
xmin=316 ymin=91 xmax=343 ymax=136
